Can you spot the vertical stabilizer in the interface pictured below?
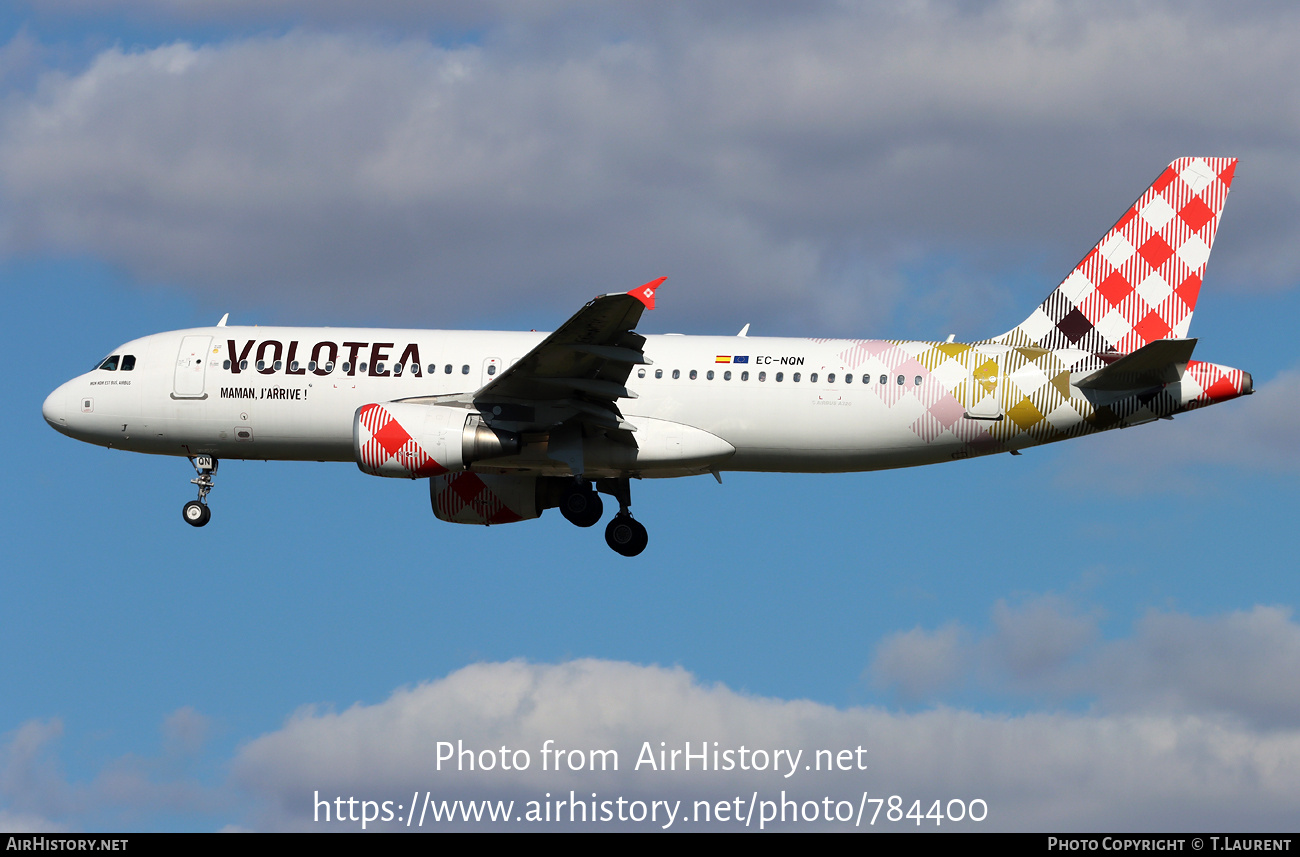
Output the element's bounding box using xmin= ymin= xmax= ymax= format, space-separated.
xmin=993 ymin=157 xmax=1236 ymax=354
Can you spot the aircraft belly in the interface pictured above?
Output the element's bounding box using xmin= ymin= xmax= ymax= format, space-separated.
xmin=632 ymin=381 xmax=947 ymax=473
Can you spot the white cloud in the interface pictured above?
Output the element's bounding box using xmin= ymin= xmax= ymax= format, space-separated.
xmin=872 ymin=597 xmax=1300 ymax=730
xmin=869 ymin=623 xmax=969 ymax=700
xmin=988 ymin=595 xmax=1098 ymax=682
xmin=7 ymin=606 xmax=1300 ymax=831
xmin=0 ymin=720 xmax=71 ymax=823
xmin=0 ymin=711 xmax=217 ymax=832
xmin=2 ymin=2 xmax=1297 ymax=332
xmin=228 ymin=656 xmax=1300 ymax=831
xmin=1085 ymin=606 xmax=1300 ymax=729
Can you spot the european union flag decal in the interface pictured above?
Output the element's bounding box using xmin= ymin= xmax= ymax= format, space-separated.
xmin=733 ymin=355 xmax=749 ymax=364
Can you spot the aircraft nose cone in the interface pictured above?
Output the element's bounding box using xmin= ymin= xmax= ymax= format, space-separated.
xmin=43 ymin=383 xmax=70 ymax=431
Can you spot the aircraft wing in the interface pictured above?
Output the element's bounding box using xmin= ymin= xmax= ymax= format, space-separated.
xmin=468 ymin=277 xmax=665 ymax=436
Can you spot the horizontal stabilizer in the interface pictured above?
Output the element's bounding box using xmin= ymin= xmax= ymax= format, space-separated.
xmin=1073 ymin=338 xmax=1197 ymax=391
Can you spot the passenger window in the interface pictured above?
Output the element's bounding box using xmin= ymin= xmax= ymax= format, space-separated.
xmin=672 ymin=370 xmax=680 ymax=379
xmin=342 ymin=361 xmax=352 ymax=373
xmin=324 ymin=361 xmax=335 ymax=372
xmin=274 ymin=360 xmax=283 ymax=371
xmin=461 ymin=365 xmax=469 ymax=375
xmin=308 ymin=361 xmax=317 ymax=372
xmin=690 ymin=370 xmax=698 ymax=380
xmin=776 ymin=372 xmax=783 ymax=382
xmin=655 ymin=369 xmax=663 ymax=379
xmin=845 ymin=373 xmax=852 ymax=384
xmin=223 ymin=360 xmax=231 ymax=370
xmin=723 ymin=370 xmax=731 ymax=381
xmin=256 ymin=360 xmax=266 ymax=372
xmin=809 ymin=373 xmax=818 ymax=383
xmin=239 ymin=360 xmax=248 ymax=371
xmin=121 ymin=355 xmax=136 ymax=371
xmin=915 ymin=376 xmax=923 ymax=386
xmin=706 ymin=370 xmax=714 ymax=380
xmin=445 ymin=364 xmax=453 ymax=374
xmin=827 ymin=373 xmax=834 ymax=383
xmin=897 ymin=374 xmax=904 ymax=385
xmin=289 ymin=361 xmax=299 ymax=372
xmin=759 ymin=371 xmax=765 ymax=382
xmin=637 ymin=369 xmax=646 ymax=378
xmin=741 ymin=371 xmax=749 ymax=381
xmin=359 ymin=362 xmax=368 ymax=373
xmin=880 ymin=375 xmax=888 ymax=385
xmin=793 ymin=372 xmax=801 ymax=382
xmin=487 ymin=365 xmax=496 ymax=376
xmin=393 ymin=363 xmax=403 ymax=376
xmin=98 ymin=356 xmax=119 ymax=371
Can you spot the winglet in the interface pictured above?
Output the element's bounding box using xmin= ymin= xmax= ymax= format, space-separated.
xmin=628 ymin=277 xmax=666 ymax=310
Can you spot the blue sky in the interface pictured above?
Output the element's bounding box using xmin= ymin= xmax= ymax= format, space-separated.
xmin=3 ymin=1 xmax=1300 ymax=832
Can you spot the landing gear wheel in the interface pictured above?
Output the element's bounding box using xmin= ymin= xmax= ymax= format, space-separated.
xmin=183 ymin=500 xmax=210 ymax=527
xmin=605 ymin=513 xmax=648 ymax=557
xmin=560 ymin=482 xmax=604 ymax=528
xmin=184 ymin=455 xmax=217 ymax=528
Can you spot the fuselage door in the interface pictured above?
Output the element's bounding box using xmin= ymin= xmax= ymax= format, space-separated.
xmin=173 ymin=335 xmax=212 ymax=399
xmin=965 ymin=351 xmax=1005 ymax=420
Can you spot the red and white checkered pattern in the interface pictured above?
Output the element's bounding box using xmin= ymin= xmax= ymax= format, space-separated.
xmin=431 ymin=473 xmax=532 ymax=525
xmin=355 ymin=403 xmax=448 ymax=478
xmin=996 ymin=158 xmax=1236 ymax=354
xmin=1181 ymin=360 xmax=1250 ymax=409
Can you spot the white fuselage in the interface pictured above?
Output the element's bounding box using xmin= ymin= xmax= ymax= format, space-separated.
xmin=41 ymin=324 xmax=1243 ymax=479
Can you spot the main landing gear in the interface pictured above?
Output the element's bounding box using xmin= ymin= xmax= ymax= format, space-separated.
xmin=182 ymin=455 xmax=217 ymax=528
xmin=605 ymin=513 xmax=648 ymax=558
xmin=598 ymin=477 xmax=648 ymax=558
xmin=557 ymin=476 xmax=648 ymax=556
xmin=559 ymin=479 xmax=604 ymax=528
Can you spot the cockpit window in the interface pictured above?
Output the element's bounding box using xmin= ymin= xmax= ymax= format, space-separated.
xmin=98 ymin=355 xmax=119 ymax=371
xmin=121 ymin=355 xmax=136 ymax=371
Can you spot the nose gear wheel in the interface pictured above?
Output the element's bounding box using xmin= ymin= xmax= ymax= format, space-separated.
xmin=183 ymin=455 xmax=217 ymax=528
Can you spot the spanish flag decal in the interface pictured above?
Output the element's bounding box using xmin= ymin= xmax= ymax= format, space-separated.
xmin=715 ymin=355 xmax=731 ymax=363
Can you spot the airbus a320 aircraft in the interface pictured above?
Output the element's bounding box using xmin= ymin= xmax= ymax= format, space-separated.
xmin=44 ymin=157 xmax=1251 ymax=556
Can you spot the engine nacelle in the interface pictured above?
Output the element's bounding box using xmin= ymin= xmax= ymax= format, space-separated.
xmin=354 ymin=402 xmax=519 ymax=478
xmin=430 ymin=473 xmax=545 ymax=525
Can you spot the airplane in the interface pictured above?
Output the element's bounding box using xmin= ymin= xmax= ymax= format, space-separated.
xmin=43 ymin=157 xmax=1251 ymax=556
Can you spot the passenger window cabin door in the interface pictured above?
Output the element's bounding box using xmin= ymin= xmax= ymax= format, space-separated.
xmin=173 ymin=335 xmax=212 ymax=399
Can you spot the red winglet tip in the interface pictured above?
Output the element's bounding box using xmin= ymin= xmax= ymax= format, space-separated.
xmin=629 ymin=276 xmax=666 ymax=309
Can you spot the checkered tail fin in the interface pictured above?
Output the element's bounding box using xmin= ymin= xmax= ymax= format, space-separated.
xmin=993 ymin=157 xmax=1237 ymax=354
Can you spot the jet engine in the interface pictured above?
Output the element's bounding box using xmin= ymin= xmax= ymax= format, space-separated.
xmin=430 ymin=472 xmax=548 ymax=525
xmin=353 ymin=402 xmax=519 ymax=478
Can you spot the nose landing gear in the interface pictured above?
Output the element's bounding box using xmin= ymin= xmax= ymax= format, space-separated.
xmin=183 ymin=455 xmax=217 ymax=528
